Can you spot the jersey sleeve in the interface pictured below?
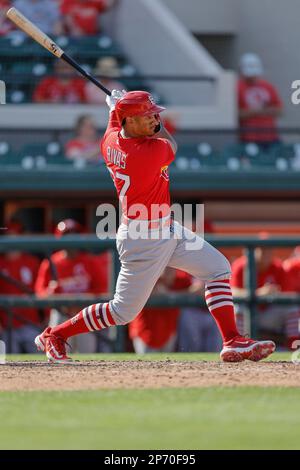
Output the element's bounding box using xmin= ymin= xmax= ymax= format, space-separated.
xmin=149 ymin=138 xmax=175 ymax=168
xmin=266 ymin=82 xmax=282 ymax=107
xmin=100 ymin=110 xmax=120 ymax=155
xmin=35 ymin=259 xmax=51 ymax=297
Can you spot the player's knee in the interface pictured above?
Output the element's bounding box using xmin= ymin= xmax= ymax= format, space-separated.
xmin=110 ymin=303 xmax=141 ymax=326
xmin=210 ymin=252 xmax=232 ymax=280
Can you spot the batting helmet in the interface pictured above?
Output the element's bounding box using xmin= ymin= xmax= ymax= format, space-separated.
xmin=115 ymin=91 xmax=165 ymax=124
xmin=54 ymin=219 xmax=83 ymax=237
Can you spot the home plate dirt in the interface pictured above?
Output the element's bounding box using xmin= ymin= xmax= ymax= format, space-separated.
xmin=0 ymin=360 xmax=299 ymax=391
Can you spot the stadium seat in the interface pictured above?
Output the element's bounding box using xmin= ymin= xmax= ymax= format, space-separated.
xmin=0 ymin=36 xmax=33 ymax=57
xmin=68 ymin=36 xmax=122 ymax=59
xmin=21 ymin=142 xmax=63 ymax=159
xmin=0 ymin=141 xmax=11 ymax=157
xmin=10 ymin=62 xmax=51 ymax=78
xmin=6 ymin=88 xmax=30 ymax=104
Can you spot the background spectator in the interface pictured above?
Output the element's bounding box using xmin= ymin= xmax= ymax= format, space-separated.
xmin=85 ymin=57 xmax=126 ymax=105
xmin=33 ymin=60 xmax=86 ymax=104
xmin=283 ymin=249 xmax=300 ymax=347
xmin=231 ymin=240 xmax=295 ymax=346
xmin=177 ymin=279 xmax=222 ymax=352
xmin=238 ymin=53 xmax=283 ymax=147
xmin=13 ymin=0 xmax=63 ymax=36
xmin=128 ymin=268 xmax=191 ymax=353
xmin=0 ymin=0 xmax=15 ymax=36
xmin=60 ymin=0 xmax=115 ymax=36
xmin=35 ymin=219 xmax=113 ymax=353
xmin=0 ymin=220 xmax=41 ymax=353
xmin=65 ymin=114 xmax=102 ymax=164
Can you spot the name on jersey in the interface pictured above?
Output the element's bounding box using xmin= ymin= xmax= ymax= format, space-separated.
xmin=107 ymin=146 xmax=127 ymax=169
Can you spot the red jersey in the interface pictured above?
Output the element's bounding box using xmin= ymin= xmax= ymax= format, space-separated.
xmin=128 ymin=271 xmax=192 ymax=348
xmin=61 ymin=0 xmax=108 ymax=35
xmin=238 ymin=78 xmax=282 ymax=142
xmin=100 ymin=111 xmax=175 ymax=220
xmin=0 ymin=253 xmax=41 ymax=328
xmin=33 ymin=77 xmax=86 ymax=104
xmin=35 ymin=251 xmax=107 ymax=296
xmin=231 ymin=255 xmax=286 ymax=290
xmin=283 ymin=258 xmax=300 ymax=292
xmin=65 ymin=138 xmax=102 ymax=162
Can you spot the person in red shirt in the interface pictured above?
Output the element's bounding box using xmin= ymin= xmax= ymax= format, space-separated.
xmin=238 ymin=53 xmax=283 ymax=145
xmin=33 ymin=60 xmax=86 ymax=104
xmin=0 ymin=1 xmax=15 ymax=36
xmin=35 ymin=90 xmax=275 ymax=363
xmin=283 ymin=249 xmax=300 ymax=348
xmin=65 ymin=115 xmax=103 ymax=165
xmin=0 ymin=221 xmax=41 ymax=353
xmin=129 ymin=268 xmax=192 ymax=353
xmin=231 ymin=243 xmax=293 ymax=346
xmin=35 ymin=219 xmax=113 ymax=352
xmin=60 ymin=0 xmax=114 ymax=36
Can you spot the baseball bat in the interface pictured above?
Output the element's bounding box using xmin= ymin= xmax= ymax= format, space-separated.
xmin=6 ymin=7 xmax=111 ymax=96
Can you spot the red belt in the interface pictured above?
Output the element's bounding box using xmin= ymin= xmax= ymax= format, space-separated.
xmin=121 ymin=215 xmax=171 ymax=230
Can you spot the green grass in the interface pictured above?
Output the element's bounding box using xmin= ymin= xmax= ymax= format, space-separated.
xmin=5 ymin=351 xmax=293 ymax=362
xmin=0 ymin=353 xmax=299 ymax=450
xmin=1 ymin=387 xmax=300 ymax=450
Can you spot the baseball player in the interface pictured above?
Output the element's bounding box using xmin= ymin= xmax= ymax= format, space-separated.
xmin=35 ymin=90 xmax=276 ymax=363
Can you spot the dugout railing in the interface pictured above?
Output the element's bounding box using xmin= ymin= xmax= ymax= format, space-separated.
xmin=0 ymin=235 xmax=300 ymax=352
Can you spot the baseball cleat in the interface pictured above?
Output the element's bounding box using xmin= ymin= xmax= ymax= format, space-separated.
xmin=220 ymin=335 xmax=276 ymax=362
xmin=34 ymin=326 xmax=51 ymax=352
xmin=35 ymin=327 xmax=72 ymax=363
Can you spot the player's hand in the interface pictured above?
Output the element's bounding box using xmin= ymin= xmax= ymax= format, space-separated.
xmin=106 ymin=89 xmax=126 ymax=111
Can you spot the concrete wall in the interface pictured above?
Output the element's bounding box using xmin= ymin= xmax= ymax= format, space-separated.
xmin=102 ymin=0 xmax=237 ymax=128
xmin=162 ymin=0 xmax=239 ymax=34
xmin=109 ymin=0 xmax=221 ymax=106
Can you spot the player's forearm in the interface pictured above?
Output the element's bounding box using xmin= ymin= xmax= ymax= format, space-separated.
xmin=154 ymin=125 xmax=177 ymax=153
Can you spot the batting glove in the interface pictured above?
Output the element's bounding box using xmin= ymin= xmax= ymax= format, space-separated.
xmin=106 ymin=89 xmax=126 ymax=111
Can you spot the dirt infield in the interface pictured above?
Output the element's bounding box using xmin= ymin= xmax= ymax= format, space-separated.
xmin=0 ymin=360 xmax=300 ymax=390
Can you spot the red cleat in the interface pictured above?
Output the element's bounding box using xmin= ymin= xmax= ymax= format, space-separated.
xmin=220 ymin=335 xmax=276 ymax=362
xmin=34 ymin=326 xmax=50 ymax=352
xmin=35 ymin=327 xmax=72 ymax=363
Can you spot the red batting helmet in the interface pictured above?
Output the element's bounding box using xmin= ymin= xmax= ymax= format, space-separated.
xmin=115 ymin=91 xmax=165 ymax=124
xmin=54 ymin=219 xmax=83 ymax=237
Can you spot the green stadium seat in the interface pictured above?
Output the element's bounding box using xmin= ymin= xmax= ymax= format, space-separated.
xmin=21 ymin=142 xmax=63 ymax=159
xmin=6 ymin=88 xmax=30 ymax=104
xmin=19 ymin=142 xmax=75 ymax=168
xmin=175 ymin=144 xmax=228 ymax=170
xmin=0 ymin=36 xmax=33 ymax=57
xmin=68 ymin=35 xmax=122 ymax=58
xmin=10 ymin=61 xmax=52 ymax=78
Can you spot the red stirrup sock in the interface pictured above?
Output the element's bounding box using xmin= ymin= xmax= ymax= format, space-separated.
xmin=205 ymin=279 xmax=239 ymax=342
xmin=51 ymin=302 xmax=116 ymax=340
